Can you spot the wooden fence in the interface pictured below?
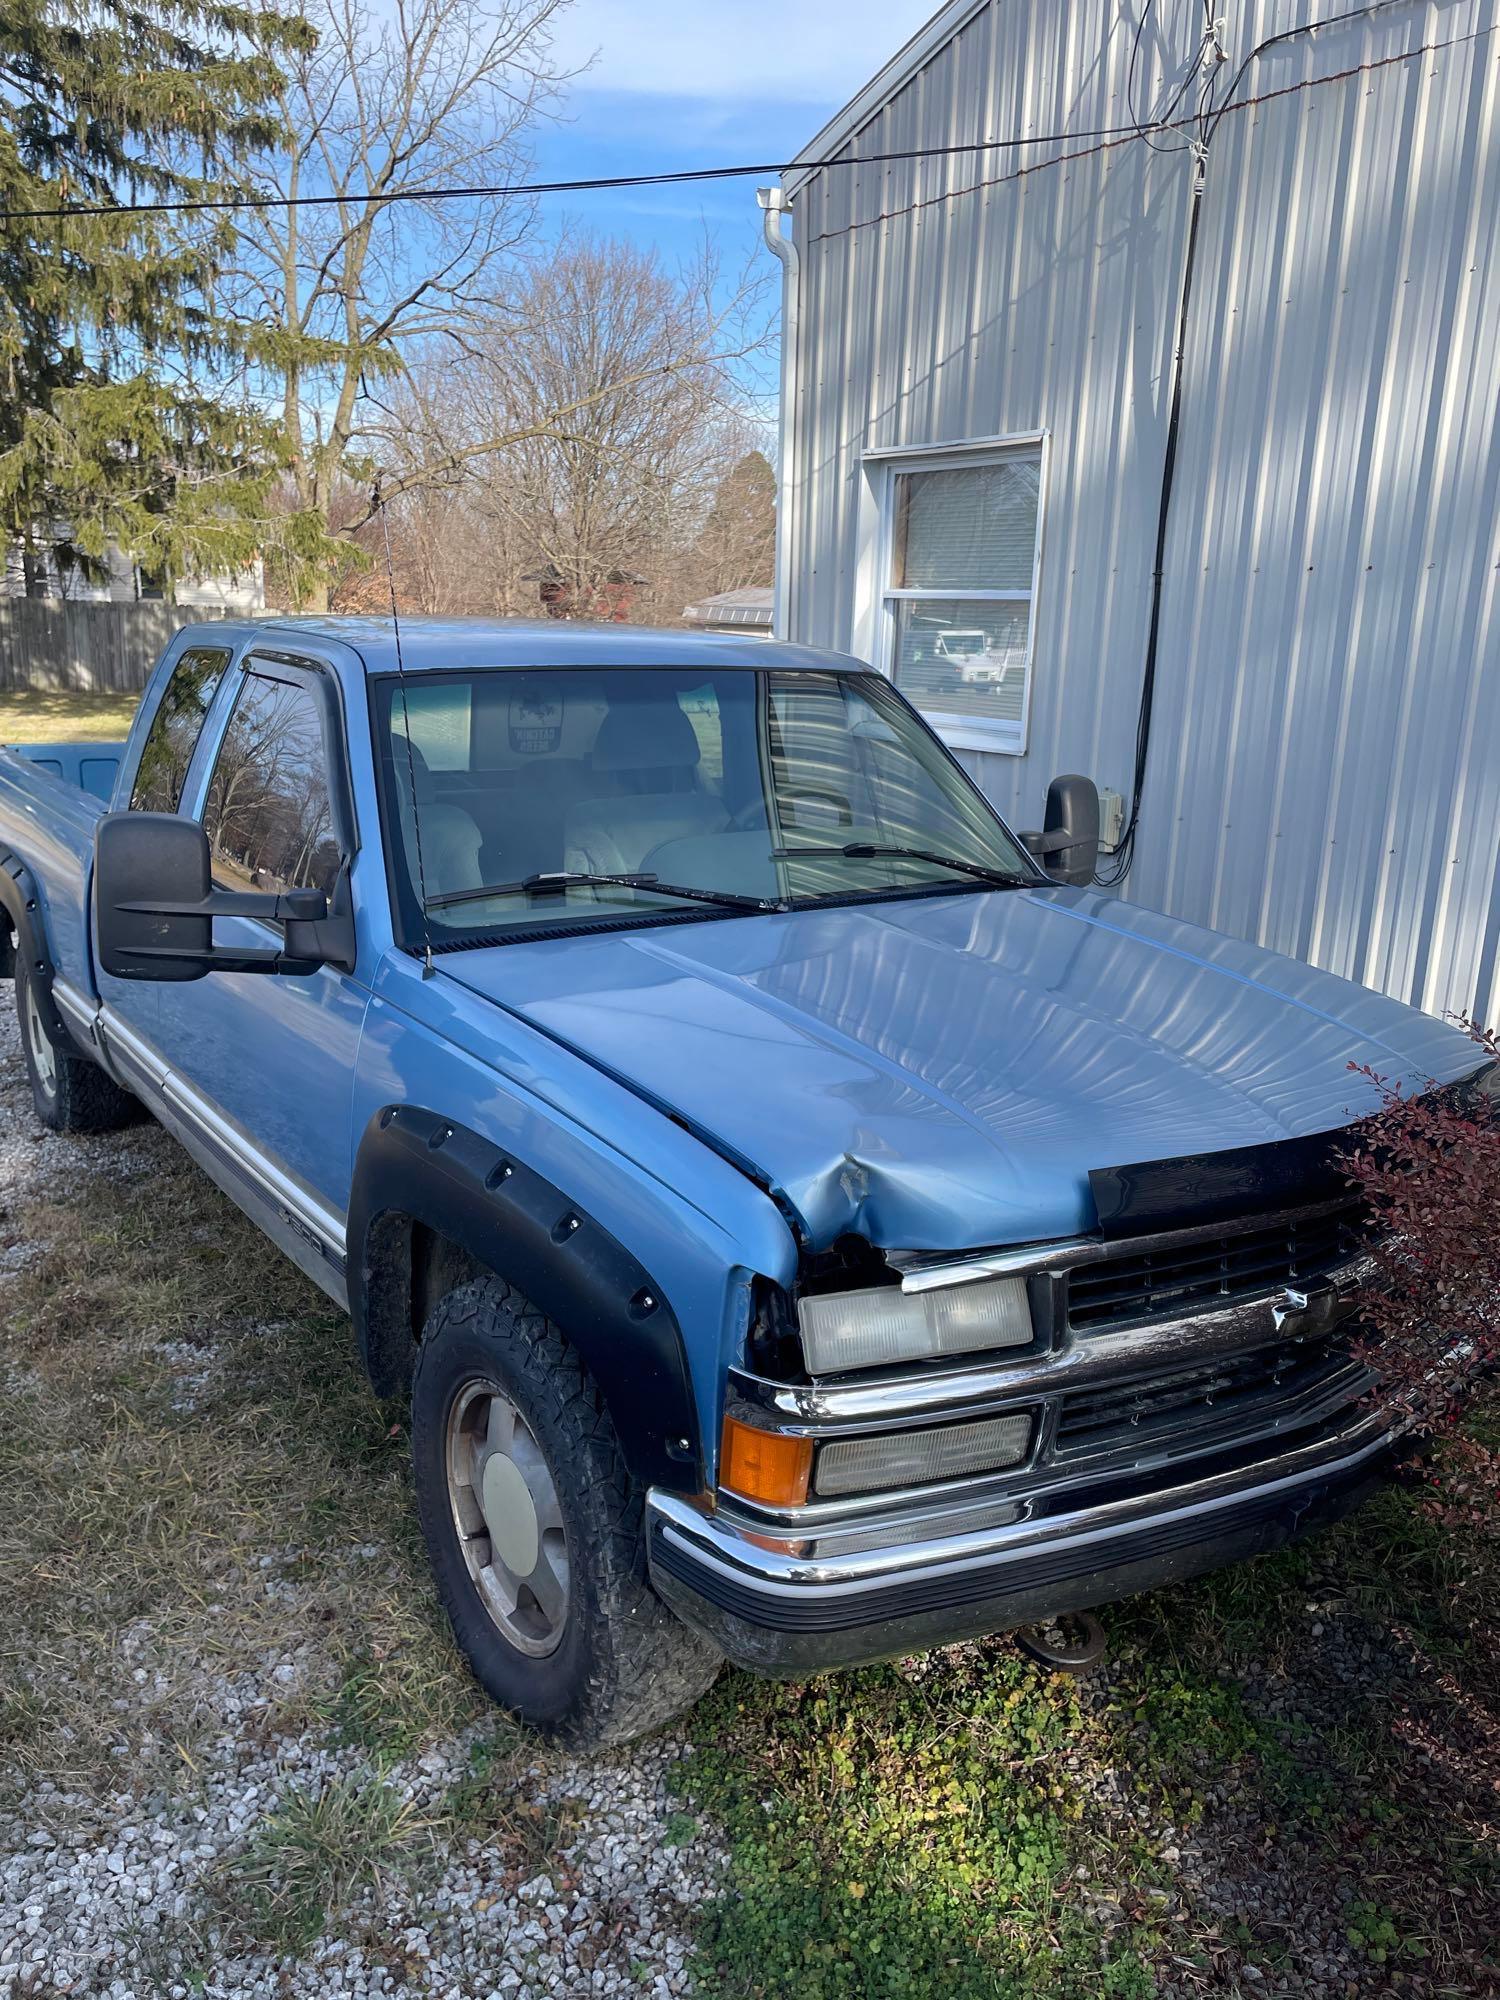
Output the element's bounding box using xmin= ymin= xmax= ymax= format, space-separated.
xmin=0 ymin=601 xmax=236 ymax=693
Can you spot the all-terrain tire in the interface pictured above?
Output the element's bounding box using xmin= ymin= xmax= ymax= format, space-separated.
xmin=411 ymin=1275 xmax=723 ymax=1747
xmin=14 ymin=958 xmax=139 ymax=1134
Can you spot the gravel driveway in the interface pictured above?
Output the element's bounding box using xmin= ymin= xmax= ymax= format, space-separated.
xmin=0 ymin=997 xmax=725 ymax=2000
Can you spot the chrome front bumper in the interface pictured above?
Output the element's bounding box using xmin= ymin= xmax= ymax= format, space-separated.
xmin=646 ymin=1414 xmax=1397 ymax=1674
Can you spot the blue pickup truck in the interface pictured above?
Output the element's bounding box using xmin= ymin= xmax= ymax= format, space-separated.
xmin=0 ymin=618 xmax=1488 ymax=1743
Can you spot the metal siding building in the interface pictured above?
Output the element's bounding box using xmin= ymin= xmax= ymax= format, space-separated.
xmin=775 ymin=0 xmax=1500 ymax=1025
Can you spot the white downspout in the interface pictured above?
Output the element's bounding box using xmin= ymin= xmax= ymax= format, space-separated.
xmin=757 ymin=186 xmax=799 ymax=644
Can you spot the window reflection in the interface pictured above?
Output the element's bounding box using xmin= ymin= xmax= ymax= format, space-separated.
xmin=202 ymin=674 xmax=340 ymax=895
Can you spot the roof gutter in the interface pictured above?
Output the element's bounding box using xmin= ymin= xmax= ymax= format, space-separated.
xmin=757 ymin=186 xmax=800 ymax=645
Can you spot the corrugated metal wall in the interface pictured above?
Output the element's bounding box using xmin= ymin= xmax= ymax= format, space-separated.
xmin=783 ymin=0 xmax=1500 ymax=1025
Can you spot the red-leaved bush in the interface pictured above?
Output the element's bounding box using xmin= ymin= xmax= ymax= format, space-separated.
xmin=1337 ymin=1018 xmax=1500 ymax=1442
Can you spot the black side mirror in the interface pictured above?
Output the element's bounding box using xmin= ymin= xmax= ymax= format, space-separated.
xmin=1019 ymin=775 xmax=1100 ymax=887
xmin=94 ymin=812 xmax=355 ymax=981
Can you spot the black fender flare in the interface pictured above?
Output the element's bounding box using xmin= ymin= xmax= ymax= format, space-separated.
xmin=346 ymin=1104 xmax=703 ymax=1494
xmin=0 ymin=847 xmax=70 ymax=1046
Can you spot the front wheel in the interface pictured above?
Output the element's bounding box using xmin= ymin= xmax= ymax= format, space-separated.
xmin=410 ymin=1275 xmax=722 ymax=1746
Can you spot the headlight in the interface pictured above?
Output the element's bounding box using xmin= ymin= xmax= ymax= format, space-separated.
xmin=796 ymin=1275 xmax=1034 ymax=1374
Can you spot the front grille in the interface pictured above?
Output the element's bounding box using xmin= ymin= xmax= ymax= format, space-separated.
xmin=1065 ymin=1200 xmax=1369 ymax=1332
xmin=1053 ymin=1336 xmax=1372 ymax=1468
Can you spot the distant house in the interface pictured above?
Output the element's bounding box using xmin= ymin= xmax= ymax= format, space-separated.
xmin=521 ymin=564 xmax=649 ymax=622
xmin=1 ymin=531 xmax=264 ymax=611
xmin=764 ymin=0 xmax=1500 ymax=1025
xmin=682 ymin=586 xmax=774 ymax=637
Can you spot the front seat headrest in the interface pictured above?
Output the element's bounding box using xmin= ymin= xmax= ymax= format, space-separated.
xmin=591 ymin=699 xmax=701 ymax=774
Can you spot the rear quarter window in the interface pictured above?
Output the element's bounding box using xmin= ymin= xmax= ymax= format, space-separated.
xmin=130 ymin=646 xmax=231 ymax=812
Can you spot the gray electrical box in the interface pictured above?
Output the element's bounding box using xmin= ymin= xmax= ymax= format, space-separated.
xmin=1098 ymin=788 xmax=1126 ymax=852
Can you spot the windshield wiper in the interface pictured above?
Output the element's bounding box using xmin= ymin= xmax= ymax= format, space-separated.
xmin=769 ymin=843 xmax=1033 ymax=890
xmin=426 ymin=870 xmax=781 ymax=915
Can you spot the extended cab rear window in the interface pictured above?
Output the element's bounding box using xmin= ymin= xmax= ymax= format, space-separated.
xmin=373 ymin=666 xmax=1031 ymax=948
xmin=129 ymin=646 xmax=231 ymax=812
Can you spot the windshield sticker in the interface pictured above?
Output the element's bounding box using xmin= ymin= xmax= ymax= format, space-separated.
xmin=509 ymin=690 xmax=563 ymax=754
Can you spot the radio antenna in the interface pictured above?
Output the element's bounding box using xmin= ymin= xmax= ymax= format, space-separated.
xmin=374 ymin=476 xmax=435 ymax=977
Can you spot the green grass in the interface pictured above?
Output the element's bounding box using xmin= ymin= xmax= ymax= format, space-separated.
xmin=676 ymin=1655 xmax=1163 ymax=2000
xmin=677 ymin=1405 xmax=1500 ymax=1999
xmin=0 ymin=686 xmax=141 ymax=743
xmin=218 ymin=1773 xmax=438 ymax=1953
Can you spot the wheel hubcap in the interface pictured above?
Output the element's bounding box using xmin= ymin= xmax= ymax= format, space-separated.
xmin=25 ymin=982 xmax=56 ymax=1096
xmin=446 ymin=1379 xmax=570 ymax=1657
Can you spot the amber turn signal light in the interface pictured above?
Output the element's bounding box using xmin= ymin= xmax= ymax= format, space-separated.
xmin=719 ymin=1414 xmax=813 ymax=1508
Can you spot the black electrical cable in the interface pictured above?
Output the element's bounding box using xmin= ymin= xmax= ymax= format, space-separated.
xmin=0 ymin=117 xmax=1169 ymax=225
xmin=0 ymin=0 xmax=1433 ymax=229
xmin=1096 ymin=0 xmax=1425 ymax=886
xmin=1095 ymin=149 xmax=1206 ymax=888
xmin=1127 ymin=0 xmax=1213 ymax=158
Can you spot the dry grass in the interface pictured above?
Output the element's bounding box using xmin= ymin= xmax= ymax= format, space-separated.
xmin=0 ymin=688 xmax=141 ymax=744
xmin=0 ymin=1127 xmax=494 ymax=1812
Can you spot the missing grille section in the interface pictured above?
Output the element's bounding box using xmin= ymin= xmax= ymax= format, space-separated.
xmin=1066 ymin=1201 xmax=1368 ymax=1332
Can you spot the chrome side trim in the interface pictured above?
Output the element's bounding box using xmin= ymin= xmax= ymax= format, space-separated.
xmin=97 ymin=1003 xmax=168 ymax=1088
xmin=97 ymin=1003 xmax=346 ymax=1262
xmin=50 ymin=975 xmax=101 ymax=1047
xmin=894 ymin=1195 xmax=1361 ymax=1294
xmin=649 ymin=1412 xmax=1395 ymax=1594
xmin=162 ymin=1069 xmax=347 ymax=1259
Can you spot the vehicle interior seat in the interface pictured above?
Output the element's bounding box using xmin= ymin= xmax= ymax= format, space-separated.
xmin=389 ymin=740 xmax=486 ymax=901
xmin=564 ymin=698 xmax=730 ymax=878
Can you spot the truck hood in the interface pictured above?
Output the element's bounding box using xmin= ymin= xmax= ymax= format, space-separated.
xmin=442 ymin=886 xmax=1484 ymax=1251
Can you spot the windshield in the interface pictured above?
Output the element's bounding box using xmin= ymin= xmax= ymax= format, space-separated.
xmin=374 ymin=667 xmax=1034 ymax=944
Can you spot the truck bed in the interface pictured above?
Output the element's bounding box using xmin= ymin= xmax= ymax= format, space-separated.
xmin=2 ymin=740 xmax=124 ymax=801
xmin=0 ymin=742 xmax=116 ymax=1000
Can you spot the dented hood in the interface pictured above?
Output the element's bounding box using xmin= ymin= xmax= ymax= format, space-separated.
xmin=443 ymin=886 xmax=1484 ymax=1252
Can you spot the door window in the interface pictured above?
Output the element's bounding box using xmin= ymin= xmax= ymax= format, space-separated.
xmin=201 ymin=672 xmax=341 ymax=895
xmin=129 ymin=646 xmax=231 ymax=812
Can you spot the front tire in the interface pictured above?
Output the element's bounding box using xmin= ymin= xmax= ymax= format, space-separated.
xmin=14 ymin=958 xmax=138 ymax=1133
xmin=411 ymin=1276 xmax=722 ymax=1747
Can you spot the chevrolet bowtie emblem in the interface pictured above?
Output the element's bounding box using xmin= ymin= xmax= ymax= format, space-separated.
xmin=1272 ymin=1278 xmax=1340 ymax=1332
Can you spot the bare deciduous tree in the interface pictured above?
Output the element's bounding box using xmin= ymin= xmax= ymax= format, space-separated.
xmin=228 ymin=0 xmax=573 ymax=607
xmin=361 ymin=234 xmax=772 ymax=619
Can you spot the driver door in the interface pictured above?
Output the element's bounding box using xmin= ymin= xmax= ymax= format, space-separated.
xmin=151 ymin=654 xmax=371 ymax=1288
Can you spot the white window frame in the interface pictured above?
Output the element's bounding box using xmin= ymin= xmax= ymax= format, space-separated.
xmin=853 ymin=431 xmax=1050 ymax=756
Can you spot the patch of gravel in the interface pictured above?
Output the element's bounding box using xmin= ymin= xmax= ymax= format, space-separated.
xmin=0 ymin=1000 xmax=162 ymax=1209
xmin=3 ymin=1716 xmax=723 ymax=2000
xmin=0 ymin=989 xmax=728 ymax=1998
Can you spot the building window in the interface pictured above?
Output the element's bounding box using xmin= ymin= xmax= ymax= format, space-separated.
xmin=870 ymin=440 xmax=1045 ymax=752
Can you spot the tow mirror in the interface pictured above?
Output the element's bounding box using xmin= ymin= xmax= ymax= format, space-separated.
xmin=94 ymin=812 xmax=356 ymax=981
xmin=1019 ymin=775 xmax=1100 ymax=887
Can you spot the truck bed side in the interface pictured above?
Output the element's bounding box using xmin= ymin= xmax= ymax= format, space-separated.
xmin=0 ymin=745 xmax=109 ymax=1000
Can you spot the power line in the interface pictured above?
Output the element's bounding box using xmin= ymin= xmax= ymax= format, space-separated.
xmin=809 ymin=13 xmax=1496 ymax=244
xmin=0 ymin=116 xmax=1194 ymax=227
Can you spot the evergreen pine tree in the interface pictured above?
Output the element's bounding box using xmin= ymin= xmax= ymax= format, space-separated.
xmin=0 ymin=0 xmax=311 ymax=594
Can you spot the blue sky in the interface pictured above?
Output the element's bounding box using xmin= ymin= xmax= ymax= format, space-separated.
xmin=530 ymin=0 xmax=939 ymax=270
